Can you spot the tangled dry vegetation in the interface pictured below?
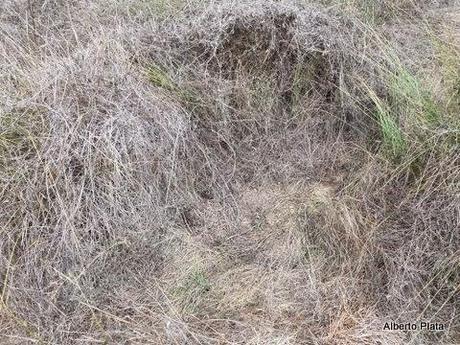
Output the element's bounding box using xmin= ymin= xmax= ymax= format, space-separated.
xmin=0 ymin=0 xmax=459 ymax=344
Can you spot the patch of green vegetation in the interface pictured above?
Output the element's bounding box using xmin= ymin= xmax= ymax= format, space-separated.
xmin=190 ymin=270 xmax=210 ymax=291
xmin=388 ymin=60 xmax=458 ymax=176
xmin=147 ymin=64 xmax=177 ymax=92
xmin=147 ymin=63 xmax=193 ymax=102
xmin=171 ymin=268 xmax=211 ymax=313
xmin=147 ymin=63 xmax=219 ymax=123
xmin=362 ymin=41 xmax=448 ymax=164
xmin=389 ymin=67 xmax=441 ymax=128
xmin=365 ymin=86 xmax=407 ymax=161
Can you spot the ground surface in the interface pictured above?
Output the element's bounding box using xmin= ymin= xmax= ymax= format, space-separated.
xmin=0 ymin=1 xmax=459 ymax=344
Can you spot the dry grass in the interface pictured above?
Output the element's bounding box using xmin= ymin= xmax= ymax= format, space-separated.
xmin=0 ymin=0 xmax=459 ymax=344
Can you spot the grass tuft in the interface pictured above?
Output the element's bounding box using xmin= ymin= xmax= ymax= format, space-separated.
xmin=0 ymin=1 xmax=459 ymax=344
